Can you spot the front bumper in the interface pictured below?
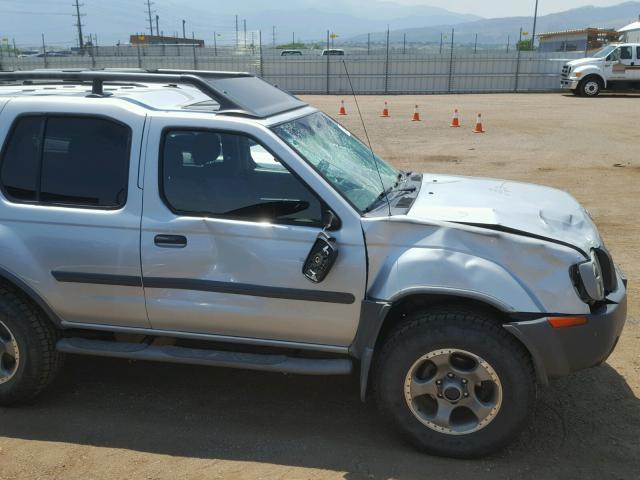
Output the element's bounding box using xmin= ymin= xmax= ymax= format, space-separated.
xmin=504 ymin=270 xmax=627 ymax=384
xmin=561 ymin=79 xmax=580 ymax=90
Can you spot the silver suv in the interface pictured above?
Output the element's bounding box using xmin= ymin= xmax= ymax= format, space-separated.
xmin=0 ymin=69 xmax=627 ymax=458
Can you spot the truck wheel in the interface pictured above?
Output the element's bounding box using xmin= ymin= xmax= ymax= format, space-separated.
xmin=579 ymin=76 xmax=602 ymax=97
xmin=0 ymin=287 xmax=64 ymax=406
xmin=373 ymin=307 xmax=535 ymax=458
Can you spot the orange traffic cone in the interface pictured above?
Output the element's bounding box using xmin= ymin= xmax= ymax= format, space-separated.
xmin=411 ymin=105 xmax=421 ymax=122
xmin=473 ymin=113 xmax=485 ymax=133
xmin=380 ymin=101 xmax=390 ymax=118
xmin=338 ymin=100 xmax=347 ymax=116
xmin=450 ymin=109 xmax=461 ymax=127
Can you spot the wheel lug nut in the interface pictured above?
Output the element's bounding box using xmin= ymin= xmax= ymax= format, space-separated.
xmin=437 ymin=394 xmax=443 ymax=398
xmin=436 ymin=380 xmax=442 ymax=385
xmin=462 ymin=379 xmax=467 ymax=384
xmin=447 ymin=373 xmax=454 ymax=378
xmin=464 ymin=393 xmax=469 ymax=397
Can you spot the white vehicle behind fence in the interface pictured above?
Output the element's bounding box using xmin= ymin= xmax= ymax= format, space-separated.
xmin=561 ymin=43 xmax=640 ymax=96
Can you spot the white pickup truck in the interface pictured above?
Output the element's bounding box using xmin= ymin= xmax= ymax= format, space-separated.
xmin=561 ymin=43 xmax=640 ymax=96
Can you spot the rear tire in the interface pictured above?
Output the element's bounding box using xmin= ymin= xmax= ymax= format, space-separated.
xmin=373 ymin=307 xmax=535 ymax=458
xmin=579 ymin=76 xmax=602 ymax=97
xmin=0 ymin=287 xmax=64 ymax=406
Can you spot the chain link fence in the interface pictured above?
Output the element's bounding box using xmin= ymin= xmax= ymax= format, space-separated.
xmin=0 ymin=45 xmax=583 ymax=94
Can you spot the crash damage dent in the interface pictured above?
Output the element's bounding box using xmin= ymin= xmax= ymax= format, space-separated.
xmin=362 ymin=217 xmax=589 ymax=315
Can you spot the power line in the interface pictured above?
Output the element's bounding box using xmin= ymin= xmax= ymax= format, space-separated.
xmin=145 ymin=0 xmax=156 ymax=35
xmin=72 ymin=0 xmax=85 ymax=50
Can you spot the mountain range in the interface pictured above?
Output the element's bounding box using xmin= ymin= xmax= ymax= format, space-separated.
xmin=347 ymin=2 xmax=640 ymax=45
xmin=1 ymin=1 xmax=639 ymax=47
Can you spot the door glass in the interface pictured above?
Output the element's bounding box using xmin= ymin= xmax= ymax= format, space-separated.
xmin=162 ymin=131 xmax=322 ymax=226
xmin=620 ymin=46 xmax=632 ymax=60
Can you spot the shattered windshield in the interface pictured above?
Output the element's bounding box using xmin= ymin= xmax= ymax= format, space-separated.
xmin=273 ymin=112 xmax=397 ymax=212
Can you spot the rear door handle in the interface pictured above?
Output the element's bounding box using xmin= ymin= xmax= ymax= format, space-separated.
xmin=154 ymin=234 xmax=187 ymax=248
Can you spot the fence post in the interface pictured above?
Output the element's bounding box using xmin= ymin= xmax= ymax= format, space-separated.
xmin=326 ymin=30 xmax=330 ymax=94
xmin=384 ymin=26 xmax=390 ymax=94
xmin=192 ymin=32 xmax=198 ymax=70
xmin=447 ymin=28 xmax=454 ymax=92
xmin=515 ymin=27 xmax=522 ymax=92
xmin=259 ymin=30 xmax=264 ymax=78
xmin=41 ymin=34 xmax=48 ymax=69
xmin=136 ymin=40 xmax=142 ymax=68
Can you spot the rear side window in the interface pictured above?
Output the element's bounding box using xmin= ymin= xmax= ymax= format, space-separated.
xmin=620 ymin=46 xmax=632 ymax=60
xmin=0 ymin=116 xmax=131 ymax=208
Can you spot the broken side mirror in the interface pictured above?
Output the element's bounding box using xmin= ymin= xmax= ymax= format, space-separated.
xmin=303 ymin=231 xmax=338 ymax=283
xmin=303 ymin=210 xmax=340 ymax=283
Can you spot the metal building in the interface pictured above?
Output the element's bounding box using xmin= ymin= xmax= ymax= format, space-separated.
xmin=129 ymin=34 xmax=205 ymax=47
xmin=618 ymin=18 xmax=640 ymax=43
xmin=537 ymin=28 xmax=619 ymax=53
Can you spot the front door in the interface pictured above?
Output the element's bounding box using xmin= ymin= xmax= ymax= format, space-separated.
xmin=140 ymin=117 xmax=367 ymax=348
xmin=604 ymin=45 xmax=640 ymax=81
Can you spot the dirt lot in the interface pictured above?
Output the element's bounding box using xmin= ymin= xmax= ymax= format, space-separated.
xmin=1 ymin=93 xmax=639 ymax=480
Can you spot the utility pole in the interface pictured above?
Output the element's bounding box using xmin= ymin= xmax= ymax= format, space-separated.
xmin=531 ymin=0 xmax=539 ymax=50
xmin=292 ymin=32 xmax=295 ymax=45
xmin=474 ymin=33 xmax=478 ymax=53
xmin=155 ymin=15 xmax=159 ymax=38
xmin=403 ymin=33 xmax=406 ymax=54
xmin=507 ymin=35 xmax=510 ymax=52
xmin=272 ymin=25 xmax=276 ymax=48
xmin=367 ymin=33 xmax=370 ymax=55
xmin=213 ymin=32 xmax=217 ymax=56
xmin=73 ymin=0 xmax=85 ymax=50
xmin=243 ymin=19 xmax=247 ymax=48
xmin=145 ymin=0 xmax=155 ymax=36
xmin=235 ymin=15 xmax=239 ymax=47
xmin=439 ymin=32 xmax=443 ymax=54
xmin=182 ymin=19 xmax=186 ymax=39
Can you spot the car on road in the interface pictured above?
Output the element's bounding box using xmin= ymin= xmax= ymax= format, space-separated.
xmin=0 ymin=69 xmax=627 ymax=458
xmin=321 ymin=48 xmax=344 ymax=56
xmin=280 ymin=49 xmax=303 ymax=56
xmin=561 ymin=43 xmax=640 ymax=96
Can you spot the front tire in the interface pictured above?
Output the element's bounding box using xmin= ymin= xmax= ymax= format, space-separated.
xmin=0 ymin=287 xmax=64 ymax=406
xmin=579 ymin=76 xmax=602 ymax=97
xmin=373 ymin=307 xmax=535 ymax=458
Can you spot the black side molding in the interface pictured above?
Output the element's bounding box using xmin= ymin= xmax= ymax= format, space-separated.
xmin=144 ymin=277 xmax=356 ymax=304
xmin=52 ymin=271 xmax=143 ymax=287
xmin=51 ymin=271 xmax=355 ymax=304
xmin=57 ymin=338 xmax=353 ymax=375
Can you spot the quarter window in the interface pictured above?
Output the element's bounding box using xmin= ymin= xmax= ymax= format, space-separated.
xmin=161 ymin=130 xmax=322 ymax=226
xmin=0 ymin=116 xmax=131 ymax=208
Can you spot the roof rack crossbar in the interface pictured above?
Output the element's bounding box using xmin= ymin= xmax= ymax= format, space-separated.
xmin=0 ymin=70 xmax=249 ymax=114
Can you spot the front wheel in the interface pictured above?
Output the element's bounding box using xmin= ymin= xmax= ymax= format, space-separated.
xmin=579 ymin=76 xmax=602 ymax=97
xmin=373 ymin=307 xmax=535 ymax=458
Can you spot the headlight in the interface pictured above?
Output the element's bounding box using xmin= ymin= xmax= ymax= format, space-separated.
xmin=571 ymin=250 xmax=605 ymax=303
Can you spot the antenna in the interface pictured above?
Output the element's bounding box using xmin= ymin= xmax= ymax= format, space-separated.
xmin=341 ymin=59 xmax=392 ymax=217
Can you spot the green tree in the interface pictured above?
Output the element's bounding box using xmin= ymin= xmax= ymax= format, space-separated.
xmin=517 ymin=39 xmax=534 ymax=51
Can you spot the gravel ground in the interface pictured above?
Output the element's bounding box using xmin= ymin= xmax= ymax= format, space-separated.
xmin=1 ymin=93 xmax=638 ymax=480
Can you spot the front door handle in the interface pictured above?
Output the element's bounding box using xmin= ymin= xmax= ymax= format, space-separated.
xmin=154 ymin=234 xmax=187 ymax=248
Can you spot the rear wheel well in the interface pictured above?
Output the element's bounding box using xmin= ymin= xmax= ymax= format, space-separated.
xmin=0 ymin=274 xmax=61 ymax=330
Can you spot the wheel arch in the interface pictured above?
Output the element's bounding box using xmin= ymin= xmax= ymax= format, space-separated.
xmin=581 ymin=73 xmax=606 ymax=90
xmin=0 ymin=266 xmax=63 ymax=329
xmin=351 ymin=292 xmax=546 ymax=401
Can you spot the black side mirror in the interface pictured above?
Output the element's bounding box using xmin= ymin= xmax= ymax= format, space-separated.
xmin=303 ymin=231 xmax=338 ymax=283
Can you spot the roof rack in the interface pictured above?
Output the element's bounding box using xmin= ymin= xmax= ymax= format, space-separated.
xmin=0 ymin=69 xmax=308 ymax=119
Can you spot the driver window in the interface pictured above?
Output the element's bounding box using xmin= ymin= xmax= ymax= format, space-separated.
xmin=608 ymin=49 xmax=620 ymax=61
xmin=162 ymin=130 xmax=322 ymax=227
xmin=620 ymin=46 xmax=632 ymax=60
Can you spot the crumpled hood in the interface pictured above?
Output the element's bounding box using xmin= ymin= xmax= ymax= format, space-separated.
xmin=566 ymin=57 xmax=602 ymax=68
xmin=406 ymin=174 xmax=601 ymax=255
